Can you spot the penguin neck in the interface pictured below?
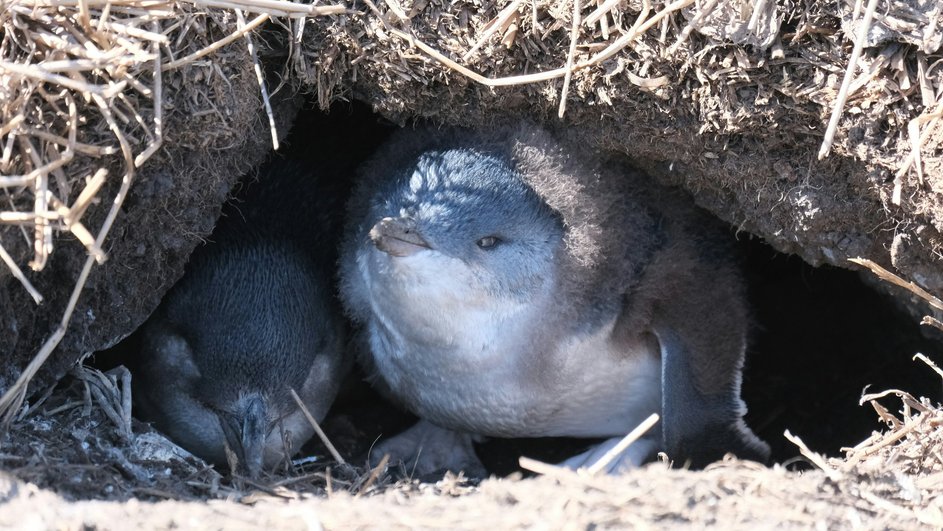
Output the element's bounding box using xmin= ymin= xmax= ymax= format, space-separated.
xmin=363 ymin=250 xmax=559 ymax=373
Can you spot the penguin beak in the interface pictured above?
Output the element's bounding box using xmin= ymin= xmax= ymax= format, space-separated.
xmin=220 ymin=395 xmax=268 ymax=478
xmin=369 ymin=217 xmax=431 ymax=257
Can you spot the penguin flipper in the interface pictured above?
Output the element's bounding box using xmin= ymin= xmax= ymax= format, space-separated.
xmin=656 ymin=326 xmax=770 ymax=468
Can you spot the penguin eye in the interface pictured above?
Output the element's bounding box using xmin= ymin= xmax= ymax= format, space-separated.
xmin=476 ymin=236 xmax=500 ymax=249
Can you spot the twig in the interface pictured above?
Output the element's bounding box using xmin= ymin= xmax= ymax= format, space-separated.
xmin=49 ymin=194 xmax=106 ymax=262
xmin=25 ymin=130 xmax=118 ymax=157
xmin=10 ymin=135 xmax=75 ymax=196
xmin=921 ymin=316 xmax=943 ymax=332
xmin=357 ymin=453 xmax=389 ymax=496
xmin=558 ymin=0 xmax=582 ymax=119
xmin=189 ymin=0 xmax=346 ymax=17
xmin=289 ymin=388 xmax=346 ymax=465
xmin=27 ymin=138 xmax=53 ymax=271
xmin=905 ymin=104 xmax=942 ymax=186
xmin=913 ymin=353 xmax=943 ymax=381
xmin=584 ymin=0 xmax=620 ymax=27
xmin=586 ymin=413 xmax=659 ymax=475
xmin=462 ymin=0 xmax=523 ymax=60
xmin=784 ymin=430 xmax=842 ymax=482
xmin=519 ymin=456 xmax=576 ymax=479
xmin=668 ymin=0 xmax=718 ymax=53
xmin=746 ymin=0 xmax=769 ymax=33
xmin=135 ymin=25 xmax=163 ymax=167
xmin=382 ymin=0 xmax=410 ymax=22
xmin=18 ymin=0 xmax=346 ymax=15
xmin=818 ymin=0 xmax=879 ymax=159
xmin=235 ymin=9 xmax=278 ymax=151
xmin=859 ymin=388 xmax=929 ymax=415
xmin=841 ymin=418 xmax=923 ymax=470
xmin=387 ymin=26 xmax=567 ymax=86
xmin=893 ymin=109 xmax=940 ymax=205
xmin=596 ymin=0 xmax=609 ymax=39
xmin=0 ymin=61 xmax=127 ymax=97
xmin=0 ymin=243 xmax=43 ymax=304
xmin=70 ymin=169 xmax=109 ymax=224
xmin=583 ymin=0 xmax=680 ymax=68
xmin=849 ymin=258 xmax=943 ymax=312
xmin=77 ymin=366 xmax=131 ymax=441
xmin=162 ymin=13 xmax=270 ymax=71
xmin=369 ymin=0 xmax=681 ymax=89
xmin=0 ymin=115 xmax=25 ymax=139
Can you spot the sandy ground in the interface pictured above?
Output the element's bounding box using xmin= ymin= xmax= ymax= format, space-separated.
xmin=1 ymin=366 xmax=942 ymax=530
xmin=1 ymin=458 xmax=939 ymax=530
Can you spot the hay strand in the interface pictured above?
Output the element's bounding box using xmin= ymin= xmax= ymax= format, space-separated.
xmin=586 ymin=413 xmax=659 ymax=475
xmin=0 ymin=244 xmax=43 ymax=304
xmin=462 ymin=0 xmax=523 ymax=60
xmin=161 ymin=13 xmax=269 ymax=71
xmin=235 ymin=9 xmax=278 ymax=151
xmin=289 ymin=388 xmax=346 ymax=465
xmin=818 ymin=0 xmax=879 ymax=160
xmin=557 ymin=0 xmax=582 ymax=119
xmin=849 ymin=258 xmax=943 ymax=313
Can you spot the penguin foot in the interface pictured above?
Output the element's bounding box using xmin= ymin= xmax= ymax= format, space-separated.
xmin=369 ymin=419 xmax=487 ymax=480
xmin=559 ymin=436 xmax=656 ymax=474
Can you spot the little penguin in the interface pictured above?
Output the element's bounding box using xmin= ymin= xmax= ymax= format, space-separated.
xmin=133 ymin=156 xmax=349 ymax=478
xmin=339 ymin=124 xmax=770 ymax=475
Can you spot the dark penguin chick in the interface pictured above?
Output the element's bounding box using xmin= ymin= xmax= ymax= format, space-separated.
xmin=134 ymin=157 xmax=349 ymax=478
xmin=339 ymin=124 xmax=770 ymax=476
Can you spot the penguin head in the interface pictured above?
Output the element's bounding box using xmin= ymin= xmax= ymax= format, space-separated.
xmin=364 ymin=147 xmax=564 ymax=303
xmin=145 ymin=330 xmax=300 ymax=479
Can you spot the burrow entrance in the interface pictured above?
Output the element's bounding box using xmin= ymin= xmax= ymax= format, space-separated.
xmin=91 ymin=98 xmax=943 ymax=481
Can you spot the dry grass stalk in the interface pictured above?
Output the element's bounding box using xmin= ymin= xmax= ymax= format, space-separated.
xmin=0 ymin=243 xmax=42 ymax=304
xmin=746 ymin=0 xmax=769 ymax=32
xmin=667 ymin=0 xmax=718 ymax=54
xmin=190 ymin=0 xmax=346 ymax=17
xmin=904 ymin=103 xmax=942 ymax=186
xmin=71 ymin=365 xmax=133 ymax=441
xmin=517 ymin=413 xmax=660 ymax=480
xmin=557 ymin=0 xmax=582 ymax=119
xmin=235 ymin=9 xmax=279 ymax=151
xmin=289 ymin=388 xmax=346 ymax=465
xmin=913 ymin=353 xmax=943 ymax=381
xmin=356 ymin=453 xmax=389 ymax=496
xmin=586 ymin=413 xmax=659 ymax=475
xmin=364 ymin=0 xmax=692 ymax=90
xmin=849 ymin=258 xmax=943 ymax=313
xmin=817 ymin=0 xmax=879 ymax=160
xmin=519 ymin=455 xmax=579 ymax=479
xmin=783 ymin=430 xmax=843 ymax=482
xmin=584 ymin=0 xmax=619 ymax=29
xmin=161 ymin=12 xmax=269 ymax=71
xmin=462 ymin=0 xmax=523 ymax=60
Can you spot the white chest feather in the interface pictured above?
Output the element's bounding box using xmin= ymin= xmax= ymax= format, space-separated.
xmin=360 ymin=249 xmax=662 ymax=438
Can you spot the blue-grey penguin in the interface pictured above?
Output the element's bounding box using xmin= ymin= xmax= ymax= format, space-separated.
xmin=134 ymin=156 xmax=349 ymax=478
xmin=339 ymin=124 xmax=770 ymax=475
